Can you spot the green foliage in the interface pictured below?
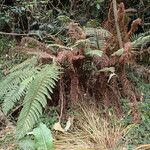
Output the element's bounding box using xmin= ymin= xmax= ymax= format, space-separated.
xmin=111 ymin=48 xmax=124 ymax=56
xmin=19 ymin=123 xmax=53 ymax=150
xmin=19 ymin=138 xmax=35 ymax=150
xmin=57 ymin=15 xmax=71 ymax=25
xmin=85 ymin=27 xmax=111 ymax=38
xmin=0 ymin=57 xmax=39 ymax=109
xmin=0 ymin=12 xmax=11 ymax=31
xmin=2 ymin=75 xmax=35 ymax=114
xmin=132 ymin=34 xmax=150 ymax=48
xmin=16 ymin=63 xmax=61 ymax=139
xmin=31 ymin=123 xmax=54 ymax=150
xmin=41 ymin=107 xmax=58 ymax=129
xmin=84 ymin=27 xmax=111 ymax=49
xmin=0 ymin=1 xmax=149 ymax=148
xmin=85 ymin=49 xmax=103 ymax=57
xmin=86 ymin=19 xmax=100 ymax=27
xmin=0 ymin=36 xmax=16 ymax=54
xmin=87 ymin=0 xmax=104 ymax=9
xmin=0 ymin=67 xmax=37 ymax=100
xmin=130 ymin=76 xmax=150 ymax=145
xmin=123 ymin=71 xmax=150 ymax=146
xmin=112 ymin=33 xmax=150 ymax=57
xmin=130 ymin=33 xmax=145 ymax=43
xmin=9 ymin=57 xmax=38 ymax=73
xmin=0 ymin=57 xmax=61 ymax=140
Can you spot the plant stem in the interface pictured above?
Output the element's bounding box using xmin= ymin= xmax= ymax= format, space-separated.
xmin=112 ymin=0 xmax=123 ymax=49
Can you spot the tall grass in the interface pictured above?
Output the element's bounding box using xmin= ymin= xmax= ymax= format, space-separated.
xmin=55 ymin=102 xmax=134 ymax=150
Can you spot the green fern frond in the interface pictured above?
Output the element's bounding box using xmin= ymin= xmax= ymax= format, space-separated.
xmin=84 ymin=27 xmax=112 ymax=38
xmin=0 ymin=67 xmax=38 ymax=99
xmin=16 ymin=64 xmax=61 ymax=139
xmin=132 ymin=34 xmax=150 ymax=48
xmin=89 ymin=37 xmax=105 ymax=49
xmin=85 ymin=49 xmax=103 ymax=57
xmin=31 ymin=123 xmax=54 ymax=150
xmin=112 ymin=34 xmax=150 ymax=57
xmin=84 ymin=27 xmax=109 ymax=49
xmin=130 ymin=31 xmax=150 ymax=42
xmin=2 ymin=76 xmax=35 ymax=114
xmin=9 ymin=57 xmax=38 ymax=73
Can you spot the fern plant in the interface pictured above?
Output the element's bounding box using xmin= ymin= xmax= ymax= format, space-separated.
xmin=0 ymin=57 xmax=61 ymax=140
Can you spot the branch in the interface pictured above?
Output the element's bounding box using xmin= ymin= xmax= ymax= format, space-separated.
xmin=112 ymin=0 xmax=123 ymax=49
xmin=0 ymin=31 xmax=39 ymax=37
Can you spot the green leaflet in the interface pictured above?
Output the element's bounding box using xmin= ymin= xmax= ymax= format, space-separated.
xmin=2 ymin=75 xmax=35 ymax=114
xmin=9 ymin=57 xmax=38 ymax=73
xmin=85 ymin=49 xmax=103 ymax=57
xmin=111 ymin=48 xmax=124 ymax=56
xmin=18 ymin=138 xmax=35 ymax=150
xmin=32 ymin=123 xmax=54 ymax=150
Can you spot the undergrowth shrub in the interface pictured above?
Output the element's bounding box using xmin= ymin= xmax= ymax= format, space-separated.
xmin=0 ymin=36 xmax=16 ymax=54
xmin=124 ymin=71 xmax=150 ymax=146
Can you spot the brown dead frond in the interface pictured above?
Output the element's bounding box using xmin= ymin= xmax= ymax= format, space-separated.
xmin=9 ymin=37 xmax=53 ymax=56
xmin=125 ymin=18 xmax=142 ymax=40
xmin=69 ymin=71 xmax=80 ymax=105
xmin=118 ymin=2 xmax=125 ymax=28
xmin=99 ymin=1 xmax=141 ymax=122
xmin=68 ymin=22 xmax=86 ymax=43
xmin=20 ymin=37 xmax=52 ymax=53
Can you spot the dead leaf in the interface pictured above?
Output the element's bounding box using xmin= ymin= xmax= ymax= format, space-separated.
xmin=53 ymin=122 xmax=65 ymax=133
xmin=64 ymin=117 xmax=74 ymax=132
xmin=99 ymin=67 xmax=115 ymax=73
xmin=107 ymin=73 xmax=117 ymax=83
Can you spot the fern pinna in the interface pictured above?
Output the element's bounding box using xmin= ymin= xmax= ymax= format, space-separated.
xmin=0 ymin=57 xmax=61 ymax=139
xmin=0 ymin=57 xmax=38 ymax=113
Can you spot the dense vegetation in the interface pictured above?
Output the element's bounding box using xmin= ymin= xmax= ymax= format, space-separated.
xmin=0 ymin=0 xmax=150 ymax=150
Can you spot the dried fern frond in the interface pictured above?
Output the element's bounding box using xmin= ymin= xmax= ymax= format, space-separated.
xmin=16 ymin=64 xmax=61 ymax=139
xmin=68 ymin=22 xmax=86 ymax=42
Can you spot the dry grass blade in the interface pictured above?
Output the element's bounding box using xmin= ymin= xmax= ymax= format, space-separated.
xmin=54 ymin=132 xmax=92 ymax=150
xmin=0 ymin=122 xmax=16 ymax=150
xmin=135 ymin=144 xmax=150 ymax=150
xmin=54 ymin=102 xmax=132 ymax=150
